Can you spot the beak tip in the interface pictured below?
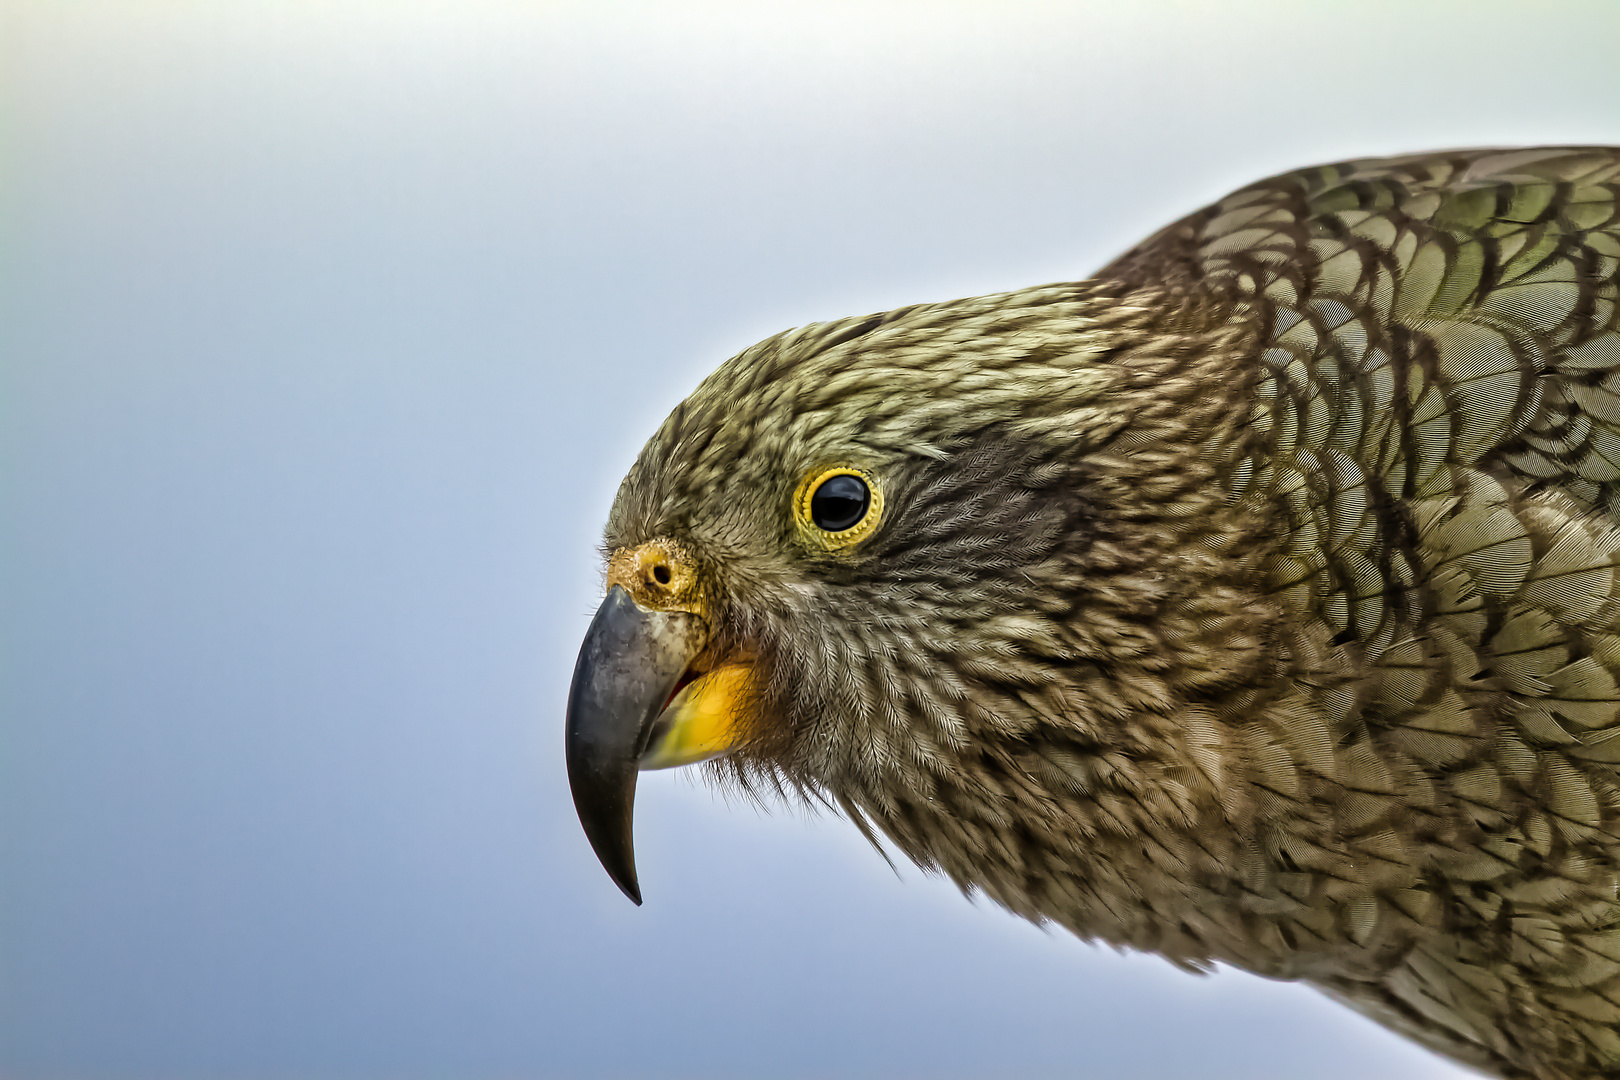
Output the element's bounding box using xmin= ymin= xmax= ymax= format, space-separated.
xmin=574 ymin=800 xmax=646 ymax=907
xmin=597 ymin=842 xmax=643 ymax=905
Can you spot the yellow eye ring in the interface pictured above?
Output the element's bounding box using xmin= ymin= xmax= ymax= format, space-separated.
xmin=794 ymin=466 xmax=883 ymax=549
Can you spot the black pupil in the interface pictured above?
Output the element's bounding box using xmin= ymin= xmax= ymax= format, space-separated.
xmin=810 ymin=474 xmax=869 ymax=532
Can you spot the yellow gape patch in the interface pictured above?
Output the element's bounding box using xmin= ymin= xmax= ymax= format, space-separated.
xmin=640 ymin=664 xmax=753 ymax=770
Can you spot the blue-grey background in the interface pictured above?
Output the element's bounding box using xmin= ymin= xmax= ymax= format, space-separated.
xmin=6 ymin=4 xmax=1620 ymax=1078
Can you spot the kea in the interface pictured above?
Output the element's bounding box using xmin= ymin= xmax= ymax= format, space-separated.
xmin=565 ymin=147 xmax=1620 ymax=1079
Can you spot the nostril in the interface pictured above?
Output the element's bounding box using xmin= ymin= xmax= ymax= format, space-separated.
xmin=651 ymin=563 xmax=672 ymax=586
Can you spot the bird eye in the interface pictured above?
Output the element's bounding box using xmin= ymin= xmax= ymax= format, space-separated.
xmin=795 ymin=466 xmax=882 ymax=549
xmin=810 ymin=473 xmax=869 ymax=532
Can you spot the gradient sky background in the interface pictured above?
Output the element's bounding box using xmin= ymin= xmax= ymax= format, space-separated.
xmin=7 ymin=3 xmax=1620 ymax=1078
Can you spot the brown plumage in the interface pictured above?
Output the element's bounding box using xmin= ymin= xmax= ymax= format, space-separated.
xmin=566 ymin=147 xmax=1620 ymax=1079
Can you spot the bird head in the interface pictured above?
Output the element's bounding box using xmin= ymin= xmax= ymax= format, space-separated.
xmin=566 ymin=282 xmax=1276 ymax=911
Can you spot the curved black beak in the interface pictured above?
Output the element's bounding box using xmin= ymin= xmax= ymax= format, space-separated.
xmin=564 ymin=585 xmax=702 ymax=904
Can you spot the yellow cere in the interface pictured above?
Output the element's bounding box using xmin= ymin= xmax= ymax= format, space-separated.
xmin=639 ymin=664 xmax=753 ymax=770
